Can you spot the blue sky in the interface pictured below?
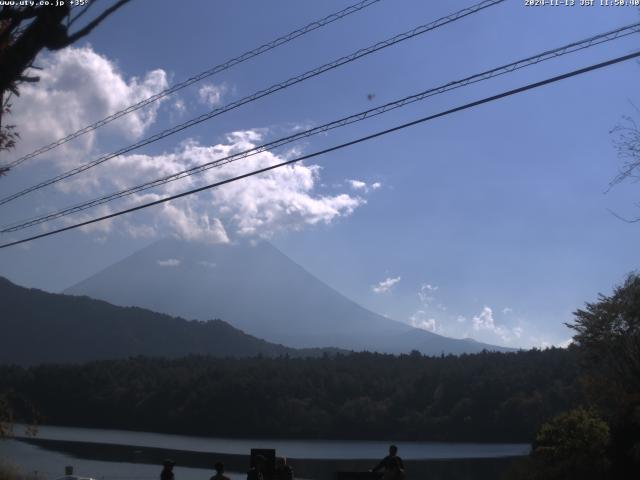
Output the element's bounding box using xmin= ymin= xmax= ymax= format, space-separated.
xmin=1 ymin=0 xmax=639 ymax=348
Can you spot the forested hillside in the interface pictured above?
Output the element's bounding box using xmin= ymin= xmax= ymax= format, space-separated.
xmin=0 ymin=348 xmax=580 ymax=442
xmin=0 ymin=277 xmax=335 ymax=364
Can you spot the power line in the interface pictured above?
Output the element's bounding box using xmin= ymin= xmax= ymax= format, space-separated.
xmin=3 ymin=22 xmax=638 ymax=234
xmin=0 ymin=0 xmax=505 ymax=207
xmin=2 ymin=0 xmax=383 ymax=170
xmin=1 ymin=50 xmax=637 ymax=250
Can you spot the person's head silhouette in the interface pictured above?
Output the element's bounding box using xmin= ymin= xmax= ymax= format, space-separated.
xmin=161 ymin=460 xmax=176 ymax=480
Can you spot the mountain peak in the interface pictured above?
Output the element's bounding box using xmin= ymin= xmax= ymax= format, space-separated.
xmin=66 ymin=237 xmax=513 ymax=355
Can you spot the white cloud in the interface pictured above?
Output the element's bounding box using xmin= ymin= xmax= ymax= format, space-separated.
xmin=402 ymin=282 xmax=449 ymax=334
xmin=10 ymin=46 xmax=168 ymax=164
xmin=198 ymin=83 xmax=226 ymax=108
xmin=8 ymin=48 xmax=366 ymax=245
xmin=58 ymin=204 xmax=115 ymax=234
xmin=347 ymin=179 xmax=382 ymax=193
xmin=37 ymin=127 xmax=364 ymax=242
xmin=409 ymin=310 xmax=437 ymax=332
xmin=502 ymin=307 xmax=513 ymax=315
xmin=157 ymin=258 xmax=181 ymax=267
xmin=123 ymin=222 xmax=157 ymax=239
xmin=198 ymin=260 xmax=217 ymax=268
xmin=557 ymin=338 xmax=573 ymax=348
xmin=372 ymin=276 xmax=401 ymax=294
xmin=471 ymin=306 xmax=522 ymax=344
xmin=418 ymin=283 xmax=439 ymax=304
xmin=401 ymin=289 xmax=538 ymax=348
xmin=161 ymin=203 xmax=230 ymax=244
xmin=472 ymin=306 xmax=497 ymax=331
xmin=529 ymin=336 xmax=573 ymax=350
xmin=348 ymin=179 xmax=367 ymax=191
xmin=173 ymin=99 xmax=187 ymax=115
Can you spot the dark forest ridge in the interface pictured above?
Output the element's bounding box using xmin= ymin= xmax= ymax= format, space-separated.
xmin=0 ymin=276 xmax=340 ymax=365
xmin=0 ymin=349 xmax=580 ymax=443
xmin=65 ymin=238 xmax=513 ymax=355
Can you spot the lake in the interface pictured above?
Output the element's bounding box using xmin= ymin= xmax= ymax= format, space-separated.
xmin=0 ymin=439 xmax=238 ymax=480
xmin=1 ymin=424 xmax=530 ymax=480
xmin=9 ymin=424 xmax=529 ymax=460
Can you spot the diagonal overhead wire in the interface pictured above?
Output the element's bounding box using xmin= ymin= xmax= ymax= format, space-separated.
xmin=1 ymin=50 xmax=638 ymax=250
xmin=0 ymin=0 xmax=505 ymax=207
xmin=2 ymin=22 xmax=638 ymax=234
xmin=2 ymin=0 xmax=383 ymax=170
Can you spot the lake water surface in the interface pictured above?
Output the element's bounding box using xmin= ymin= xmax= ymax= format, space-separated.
xmin=0 ymin=439 xmax=241 ymax=480
xmin=9 ymin=424 xmax=529 ymax=460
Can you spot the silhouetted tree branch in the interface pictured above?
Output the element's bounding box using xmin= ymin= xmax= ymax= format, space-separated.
xmin=611 ymin=105 xmax=640 ymax=186
xmin=65 ymin=0 xmax=130 ymax=45
xmin=608 ymin=104 xmax=640 ymax=221
xmin=0 ymin=0 xmax=132 ymax=159
xmin=0 ymin=1 xmax=131 ymax=94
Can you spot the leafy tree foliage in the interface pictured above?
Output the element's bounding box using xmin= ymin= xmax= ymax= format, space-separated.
xmin=0 ymin=393 xmax=13 ymax=438
xmin=566 ymin=273 xmax=640 ymax=477
xmin=569 ymin=273 xmax=640 ymax=398
xmin=529 ymin=408 xmax=610 ymax=480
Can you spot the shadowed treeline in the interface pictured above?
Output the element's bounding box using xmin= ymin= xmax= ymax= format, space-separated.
xmin=0 ymin=348 xmax=580 ymax=443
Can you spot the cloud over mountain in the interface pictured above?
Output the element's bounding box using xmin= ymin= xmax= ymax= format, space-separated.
xmin=7 ymin=46 xmax=367 ymax=244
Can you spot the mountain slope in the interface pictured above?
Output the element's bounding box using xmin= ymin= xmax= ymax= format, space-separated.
xmin=65 ymin=238 xmax=513 ymax=355
xmin=0 ymin=277 xmax=334 ymax=365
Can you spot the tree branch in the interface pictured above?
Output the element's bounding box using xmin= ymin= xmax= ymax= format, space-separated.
xmin=64 ymin=0 xmax=131 ymax=46
xmin=68 ymin=0 xmax=100 ymax=28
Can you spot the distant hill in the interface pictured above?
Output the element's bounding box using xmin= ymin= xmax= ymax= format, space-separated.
xmin=65 ymin=238 xmax=514 ymax=355
xmin=0 ymin=277 xmax=336 ymax=365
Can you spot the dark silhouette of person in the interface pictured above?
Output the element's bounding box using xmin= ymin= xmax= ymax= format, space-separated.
xmin=210 ymin=462 xmax=230 ymax=480
xmin=247 ymin=454 xmax=266 ymax=480
xmin=370 ymin=445 xmax=405 ymax=480
xmin=160 ymin=460 xmax=176 ymax=480
xmin=274 ymin=457 xmax=293 ymax=480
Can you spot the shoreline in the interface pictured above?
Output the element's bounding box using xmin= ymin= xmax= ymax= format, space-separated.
xmin=16 ymin=437 xmax=526 ymax=480
xmin=12 ymin=424 xmax=531 ymax=458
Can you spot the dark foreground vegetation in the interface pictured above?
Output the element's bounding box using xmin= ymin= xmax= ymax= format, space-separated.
xmin=0 ymin=348 xmax=579 ymax=443
xmin=507 ymin=274 xmax=640 ymax=480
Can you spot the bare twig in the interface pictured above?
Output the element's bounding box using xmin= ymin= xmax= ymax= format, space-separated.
xmin=65 ymin=0 xmax=131 ymax=45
